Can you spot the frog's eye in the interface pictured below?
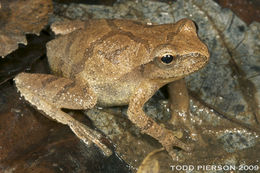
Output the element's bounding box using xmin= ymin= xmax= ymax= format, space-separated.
xmin=161 ymin=54 xmax=174 ymax=64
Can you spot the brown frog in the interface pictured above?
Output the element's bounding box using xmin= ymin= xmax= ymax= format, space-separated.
xmin=14 ymin=18 xmax=209 ymax=159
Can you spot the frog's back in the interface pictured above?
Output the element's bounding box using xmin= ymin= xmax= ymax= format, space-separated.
xmin=47 ymin=19 xmax=172 ymax=84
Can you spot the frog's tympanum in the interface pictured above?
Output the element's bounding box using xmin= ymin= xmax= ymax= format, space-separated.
xmin=14 ymin=19 xmax=209 ymax=159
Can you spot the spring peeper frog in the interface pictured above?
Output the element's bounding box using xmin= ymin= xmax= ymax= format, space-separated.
xmin=14 ymin=19 xmax=209 ymax=159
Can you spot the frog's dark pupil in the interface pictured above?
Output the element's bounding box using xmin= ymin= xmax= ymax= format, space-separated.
xmin=161 ymin=55 xmax=173 ymax=64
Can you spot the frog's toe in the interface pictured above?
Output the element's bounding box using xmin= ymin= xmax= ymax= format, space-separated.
xmin=159 ymin=130 xmax=195 ymax=160
xmin=171 ymin=129 xmax=183 ymax=139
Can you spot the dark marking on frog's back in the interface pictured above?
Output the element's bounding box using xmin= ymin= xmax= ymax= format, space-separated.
xmin=48 ymin=31 xmax=81 ymax=77
xmin=69 ymin=19 xmax=152 ymax=78
xmin=60 ymin=34 xmax=79 ymax=70
xmin=106 ymin=19 xmax=151 ymax=51
xmin=69 ymin=30 xmax=118 ymax=78
xmin=101 ymin=45 xmax=130 ymax=64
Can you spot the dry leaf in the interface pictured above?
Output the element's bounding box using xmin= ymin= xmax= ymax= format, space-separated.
xmin=0 ymin=0 xmax=52 ymax=57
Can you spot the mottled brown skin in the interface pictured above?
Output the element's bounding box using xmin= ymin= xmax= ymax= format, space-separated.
xmin=14 ymin=19 xmax=209 ymax=159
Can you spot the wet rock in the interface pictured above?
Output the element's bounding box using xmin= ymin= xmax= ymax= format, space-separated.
xmin=49 ymin=0 xmax=260 ymax=171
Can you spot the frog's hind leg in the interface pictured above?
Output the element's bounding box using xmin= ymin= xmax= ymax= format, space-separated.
xmin=14 ymin=72 xmax=112 ymax=156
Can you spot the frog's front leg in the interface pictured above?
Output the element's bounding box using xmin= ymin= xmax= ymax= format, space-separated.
xmin=168 ymin=79 xmax=190 ymax=127
xmin=168 ymin=79 xmax=206 ymax=145
xmin=14 ymin=72 xmax=112 ymax=156
xmin=127 ymin=81 xmax=193 ymax=159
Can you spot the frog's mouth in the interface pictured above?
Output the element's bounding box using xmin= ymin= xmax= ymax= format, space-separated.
xmin=180 ymin=52 xmax=209 ymax=73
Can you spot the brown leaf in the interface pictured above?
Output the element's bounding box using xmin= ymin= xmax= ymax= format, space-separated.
xmin=0 ymin=0 xmax=53 ymax=57
xmin=216 ymin=0 xmax=260 ymax=25
xmin=0 ymin=79 xmax=129 ymax=173
xmin=137 ymin=148 xmax=163 ymax=173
